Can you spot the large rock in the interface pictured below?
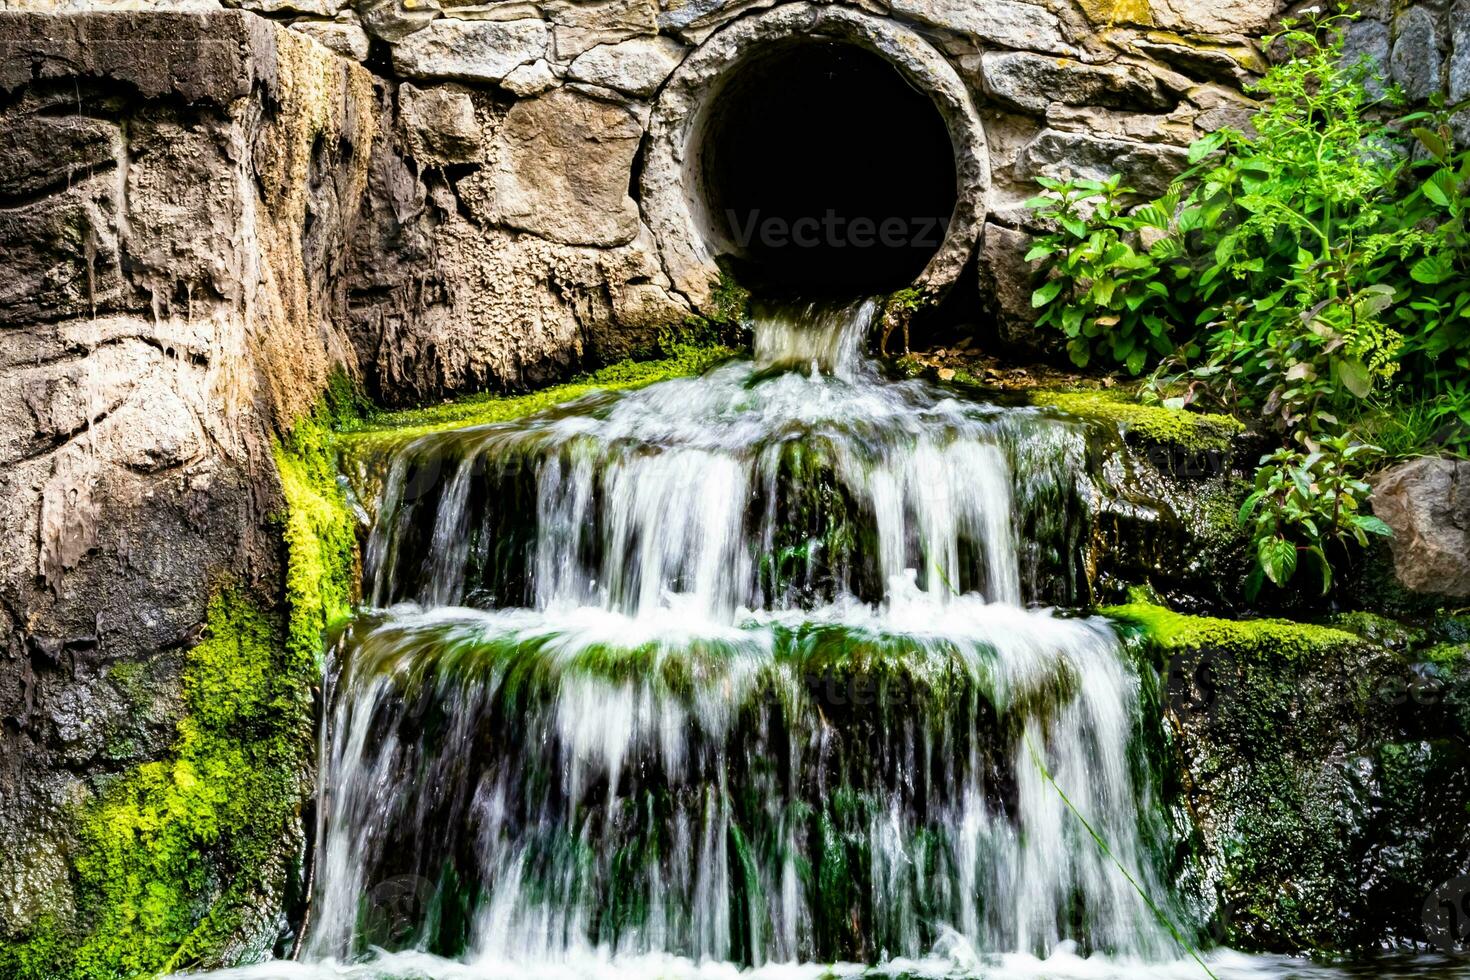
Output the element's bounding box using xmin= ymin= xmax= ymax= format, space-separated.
xmin=1371 ymin=457 xmax=1470 ymax=598
xmin=1343 ymin=17 xmax=1392 ymax=97
xmin=1018 ymin=128 xmax=1189 ymax=197
xmin=568 ymin=35 xmax=684 ymax=96
xmin=886 ymin=0 xmax=1076 ymax=55
xmin=0 ymin=12 xmax=377 ymax=960
xmin=477 ymin=86 xmax=641 ymax=246
xmin=1392 ymin=6 xmax=1443 ymax=102
xmin=977 ymin=51 xmax=1171 ymax=114
xmin=390 ymin=16 xmax=548 ymax=83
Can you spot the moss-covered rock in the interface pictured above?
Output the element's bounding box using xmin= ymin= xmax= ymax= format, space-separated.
xmin=0 ymin=389 xmax=362 ymax=978
xmin=1028 ymin=389 xmax=1245 ymax=454
xmin=1109 ymin=602 xmax=1470 ymax=954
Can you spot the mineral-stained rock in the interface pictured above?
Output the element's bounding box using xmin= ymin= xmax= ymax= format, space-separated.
xmin=0 ymin=115 xmax=120 ymax=200
xmin=399 ymin=83 xmax=483 ymax=164
xmin=0 ymin=180 xmax=124 ymax=326
xmin=977 ymin=51 xmax=1170 ymax=114
xmin=290 ymin=16 xmax=371 ymax=60
xmin=568 ymin=35 xmax=684 ymax=96
xmin=1392 ymin=6 xmax=1443 ymax=102
xmin=391 ymin=16 xmax=547 ymax=82
xmin=886 ymin=0 xmax=1076 ymax=55
xmin=1131 ymin=31 xmax=1265 ymax=86
xmin=1371 ymin=457 xmax=1470 ymax=598
xmin=1018 ymin=128 xmax=1189 ymax=197
xmin=477 ymin=86 xmax=641 ymax=246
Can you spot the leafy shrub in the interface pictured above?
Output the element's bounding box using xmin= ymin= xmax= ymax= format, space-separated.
xmin=1025 ymin=7 xmax=1470 ymax=594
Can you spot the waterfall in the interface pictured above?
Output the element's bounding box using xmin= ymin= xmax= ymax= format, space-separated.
xmin=263 ymin=301 xmax=1201 ymax=976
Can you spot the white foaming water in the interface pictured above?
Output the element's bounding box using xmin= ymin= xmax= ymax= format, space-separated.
xmin=182 ymin=301 xmax=1457 ymax=980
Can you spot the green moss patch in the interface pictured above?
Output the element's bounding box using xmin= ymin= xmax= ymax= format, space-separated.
xmin=1029 ymin=389 xmax=1245 ymax=453
xmin=343 ymin=342 xmax=736 ymax=446
xmin=1104 ymin=603 xmax=1361 ymax=663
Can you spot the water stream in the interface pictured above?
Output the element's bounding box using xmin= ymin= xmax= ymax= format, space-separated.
xmin=196 ymin=302 xmax=1466 ymax=979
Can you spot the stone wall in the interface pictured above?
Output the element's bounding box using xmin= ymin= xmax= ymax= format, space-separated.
xmin=0 ymin=10 xmax=375 ymax=945
xmin=20 ymin=0 xmax=1286 ymax=389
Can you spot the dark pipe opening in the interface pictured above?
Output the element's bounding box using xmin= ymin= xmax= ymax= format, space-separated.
xmin=699 ymin=40 xmax=959 ymax=296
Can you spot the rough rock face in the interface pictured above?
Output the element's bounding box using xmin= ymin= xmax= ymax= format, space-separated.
xmin=0 ymin=9 xmax=374 ymax=952
xmin=1371 ymin=458 xmax=1470 ymax=598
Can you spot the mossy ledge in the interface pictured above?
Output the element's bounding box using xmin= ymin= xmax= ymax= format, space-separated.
xmin=1106 ymin=601 xmax=1470 ymax=953
xmin=0 ymin=393 xmax=360 ymax=979
xmin=1028 ymin=389 xmax=1245 ymax=453
xmin=343 ymin=341 xmax=737 ymax=445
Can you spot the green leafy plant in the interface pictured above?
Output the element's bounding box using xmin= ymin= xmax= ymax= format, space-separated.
xmin=1238 ymin=436 xmax=1392 ymax=595
xmin=1026 ymin=175 xmax=1188 ymax=374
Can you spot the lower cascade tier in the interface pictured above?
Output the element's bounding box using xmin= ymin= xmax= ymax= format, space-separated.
xmin=305 ymin=594 xmax=1184 ymax=967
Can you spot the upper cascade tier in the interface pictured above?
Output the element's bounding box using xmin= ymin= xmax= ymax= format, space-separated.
xmin=363 ymin=300 xmax=1093 ymax=620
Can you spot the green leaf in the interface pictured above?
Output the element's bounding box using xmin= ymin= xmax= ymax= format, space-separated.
xmin=1354 ymin=515 xmax=1393 ymax=538
xmin=1423 ymin=169 xmax=1458 ymax=208
xmin=1025 ymin=243 xmax=1058 ymax=262
xmin=1032 ymin=280 xmax=1065 ymax=308
xmin=1335 ymin=358 xmax=1373 ymax=399
xmin=1411 ymin=253 xmax=1455 ymax=285
xmin=1258 ymin=536 xmax=1298 ymax=587
xmin=1188 ymin=132 xmax=1226 ymax=164
xmin=1125 ymin=348 xmax=1147 ymax=375
xmin=1414 ymin=127 xmax=1449 ymax=161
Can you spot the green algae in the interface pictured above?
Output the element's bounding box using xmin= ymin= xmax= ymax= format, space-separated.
xmin=1029 ymin=389 xmax=1245 ymax=453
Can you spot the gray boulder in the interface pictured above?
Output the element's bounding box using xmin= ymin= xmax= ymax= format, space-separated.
xmin=1371 ymin=457 xmax=1470 ymax=598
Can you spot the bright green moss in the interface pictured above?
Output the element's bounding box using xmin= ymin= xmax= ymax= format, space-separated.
xmin=1029 ymin=389 xmax=1245 ymax=452
xmin=343 ymin=342 xmax=736 ymax=446
xmin=1104 ymin=602 xmax=1361 ymax=661
xmin=0 ymin=384 xmax=364 ymax=979
xmin=1 ymin=592 xmax=311 ymax=980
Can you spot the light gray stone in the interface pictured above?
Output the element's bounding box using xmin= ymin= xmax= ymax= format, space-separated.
xmin=235 ymin=0 xmax=347 ymax=15
xmin=1150 ymin=0 xmax=1276 ymax=35
xmin=1018 ymin=128 xmax=1189 ymax=197
xmin=391 ymin=16 xmax=548 ymax=81
xmin=289 ymin=17 xmax=371 ymax=60
xmin=1391 ymin=6 xmax=1442 ymax=102
xmin=978 ymin=51 xmax=1170 ymax=115
xmin=568 ymin=35 xmax=684 ymax=96
xmin=1370 ymin=457 xmax=1470 ymax=598
xmin=547 ymin=0 xmax=658 ymax=60
xmin=479 ymin=86 xmax=642 ymax=246
xmin=886 ymin=0 xmax=1076 ymax=55
xmin=502 ymin=58 xmax=559 ymax=96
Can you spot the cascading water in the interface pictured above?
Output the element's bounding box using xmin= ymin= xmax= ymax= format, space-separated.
xmin=203 ymin=300 xmax=1261 ymax=979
